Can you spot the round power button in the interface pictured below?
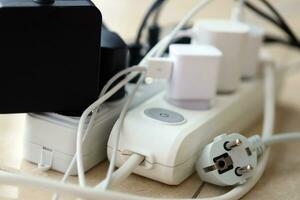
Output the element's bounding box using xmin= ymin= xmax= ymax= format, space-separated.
xmin=144 ymin=108 xmax=185 ymax=124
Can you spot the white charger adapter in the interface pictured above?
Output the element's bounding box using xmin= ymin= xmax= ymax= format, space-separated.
xmin=23 ymin=83 xmax=164 ymax=174
xmin=147 ymin=44 xmax=222 ymax=110
xmin=192 ymin=19 xmax=250 ymax=93
xmin=241 ymin=25 xmax=264 ymax=79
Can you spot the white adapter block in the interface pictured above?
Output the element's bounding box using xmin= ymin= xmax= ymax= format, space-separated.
xmin=23 ymin=83 xmax=164 ymax=175
xmin=107 ymin=70 xmax=284 ymax=185
xmin=192 ymin=19 xmax=249 ymax=92
xmin=167 ymin=44 xmax=222 ymax=110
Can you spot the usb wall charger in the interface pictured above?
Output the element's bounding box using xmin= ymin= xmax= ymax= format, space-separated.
xmin=167 ymin=44 xmax=222 ymax=110
xmin=192 ymin=19 xmax=250 ymax=93
xmin=147 ymin=44 xmax=222 ymax=110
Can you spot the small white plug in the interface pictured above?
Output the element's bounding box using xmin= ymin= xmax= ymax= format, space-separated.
xmin=146 ymin=57 xmax=173 ymax=80
xmin=196 ymin=133 xmax=258 ymax=186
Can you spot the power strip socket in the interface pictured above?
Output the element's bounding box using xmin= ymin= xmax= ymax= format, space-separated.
xmin=107 ymin=69 xmax=284 ymax=185
xmin=23 ymin=83 xmax=164 ymax=175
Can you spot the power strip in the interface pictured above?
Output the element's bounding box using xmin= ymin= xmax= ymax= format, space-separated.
xmin=107 ymin=69 xmax=285 ymax=185
xmin=23 ymin=83 xmax=164 ymax=175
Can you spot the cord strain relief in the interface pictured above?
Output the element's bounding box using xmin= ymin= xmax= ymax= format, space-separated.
xmin=248 ymin=135 xmax=265 ymax=156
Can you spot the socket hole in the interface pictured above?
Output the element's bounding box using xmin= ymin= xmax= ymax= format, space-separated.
xmin=235 ymin=167 xmax=242 ymax=177
xmin=223 ymin=141 xmax=231 ymax=151
xmin=217 ymin=160 xmax=226 ymax=169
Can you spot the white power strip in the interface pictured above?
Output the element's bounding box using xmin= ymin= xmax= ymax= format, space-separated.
xmin=107 ymin=69 xmax=285 ymax=185
xmin=23 ymin=83 xmax=164 ymax=175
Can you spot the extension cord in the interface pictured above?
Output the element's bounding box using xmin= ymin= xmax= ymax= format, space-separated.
xmin=107 ymin=68 xmax=285 ymax=185
xmin=23 ymin=82 xmax=164 ymax=175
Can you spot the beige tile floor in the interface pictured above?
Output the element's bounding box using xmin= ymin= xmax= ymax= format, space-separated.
xmin=1 ymin=0 xmax=300 ymax=199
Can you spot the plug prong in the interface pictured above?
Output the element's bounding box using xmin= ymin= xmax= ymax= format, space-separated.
xmin=236 ymin=165 xmax=253 ymax=176
xmin=225 ymin=139 xmax=242 ymax=150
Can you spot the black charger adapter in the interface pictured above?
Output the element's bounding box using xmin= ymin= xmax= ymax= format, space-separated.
xmin=0 ymin=0 xmax=103 ymax=114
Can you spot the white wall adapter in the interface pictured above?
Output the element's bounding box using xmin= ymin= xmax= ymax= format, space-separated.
xmin=23 ymin=83 xmax=164 ymax=175
xmin=192 ymin=19 xmax=250 ymax=93
xmin=107 ymin=68 xmax=284 ymax=185
xmin=167 ymin=44 xmax=222 ymax=110
xmin=147 ymin=44 xmax=222 ymax=110
xmin=241 ymin=25 xmax=264 ymax=79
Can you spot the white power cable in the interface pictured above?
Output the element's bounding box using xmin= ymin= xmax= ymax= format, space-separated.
xmin=75 ymin=68 xmax=147 ymax=187
xmin=52 ymin=67 xmax=146 ymax=200
xmin=263 ymin=132 xmax=300 ymax=146
xmin=98 ymin=73 xmax=146 ymax=189
xmin=97 ymin=154 xmax=144 ymax=189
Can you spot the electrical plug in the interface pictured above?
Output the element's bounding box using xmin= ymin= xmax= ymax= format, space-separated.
xmin=129 ymin=43 xmax=144 ymax=66
xmin=196 ymin=133 xmax=259 ymax=186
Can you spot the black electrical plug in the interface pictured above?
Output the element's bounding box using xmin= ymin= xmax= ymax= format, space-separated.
xmin=129 ymin=43 xmax=144 ymax=66
xmin=148 ymin=24 xmax=160 ymax=50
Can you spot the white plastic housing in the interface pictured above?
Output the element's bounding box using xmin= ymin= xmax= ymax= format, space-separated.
xmin=166 ymin=44 xmax=222 ymax=110
xmin=107 ymin=68 xmax=284 ymax=185
xmin=241 ymin=26 xmax=264 ymax=78
xmin=192 ymin=19 xmax=249 ymax=93
xmin=147 ymin=57 xmax=173 ymax=80
xmin=23 ymin=83 xmax=164 ymax=174
xmin=196 ymin=133 xmax=257 ymax=186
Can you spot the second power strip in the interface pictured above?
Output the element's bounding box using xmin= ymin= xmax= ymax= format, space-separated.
xmin=23 ymin=82 xmax=164 ymax=175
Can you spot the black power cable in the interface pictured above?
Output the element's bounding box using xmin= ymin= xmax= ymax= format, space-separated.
xmin=244 ymin=0 xmax=300 ymax=50
xmin=135 ymin=0 xmax=165 ymax=45
xmin=129 ymin=0 xmax=165 ymax=66
xmin=244 ymin=1 xmax=281 ymax=27
xmin=264 ymin=34 xmax=300 ymax=50
xmin=259 ymin=0 xmax=300 ymax=46
xmin=147 ymin=4 xmax=165 ymax=49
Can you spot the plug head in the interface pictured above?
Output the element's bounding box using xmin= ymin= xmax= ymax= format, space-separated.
xmin=196 ymin=133 xmax=257 ymax=186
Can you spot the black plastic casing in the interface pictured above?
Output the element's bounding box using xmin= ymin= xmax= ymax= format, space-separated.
xmin=0 ymin=0 xmax=102 ymax=114
xmin=100 ymin=27 xmax=129 ymax=102
xmin=60 ymin=27 xmax=129 ymax=116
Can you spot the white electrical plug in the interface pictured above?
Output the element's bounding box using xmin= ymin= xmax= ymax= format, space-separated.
xmin=147 ymin=57 xmax=173 ymax=80
xmin=196 ymin=133 xmax=258 ymax=186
